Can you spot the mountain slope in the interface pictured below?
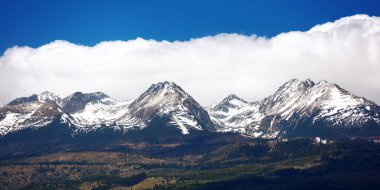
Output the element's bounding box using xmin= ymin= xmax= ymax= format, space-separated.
xmin=123 ymin=81 xmax=216 ymax=134
xmin=210 ymin=79 xmax=380 ymax=138
xmin=60 ymin=92 xmax=132 ymax=133
xmin=70 ymin=98 xmax=131 ymax=129
xmin=7 ymin=94 xmax=39 ymax=106
xmin=0 ymin=82 xmax=217 ymax=137
xmin=38 ymin=91 xmax=63 ymax=104
xmin=0 ymin=100 xmax=67 ymax=136
xmin=1 ymin=80 xmax=379 ymax=139
xmin=209 ymin=94 xmax=263 ymax=136
xmin=61 ymin=92 xmax=110 ymax=113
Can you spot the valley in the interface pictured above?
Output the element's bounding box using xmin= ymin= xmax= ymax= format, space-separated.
xmin=1 ymin=134 xmax=380 ymax=189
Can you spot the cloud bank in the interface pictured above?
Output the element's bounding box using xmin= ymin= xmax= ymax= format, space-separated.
xmin=0 ymin=14 xmax=380 ymax=105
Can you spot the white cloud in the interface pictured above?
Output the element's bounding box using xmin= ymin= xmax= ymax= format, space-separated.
xmin=0 ymin=14 xmax=380 ymax=105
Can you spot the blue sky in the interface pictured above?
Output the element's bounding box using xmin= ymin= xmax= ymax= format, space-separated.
xmin=1 ymin=0 xmax=380 ymax=54
xmin=1 ymin=1 xmax=380 ymax=104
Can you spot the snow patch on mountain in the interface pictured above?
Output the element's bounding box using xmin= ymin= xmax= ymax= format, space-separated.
xmin=209 ymin=94 xmax=263 ymax=134
xmin=71 ymin=98 xmax=132 ymax=129
xmin=38 ymin=91 xmax=63 ymax=104
xmin=1 ymin=80 xmax=379 ymax=138
xmin=0 ymin=102 xmax=56 ymax=136
xmin=209 ymin=79 xmax=380 ymax=138
xmin=126 ymin=81 xmax=216 ymax=133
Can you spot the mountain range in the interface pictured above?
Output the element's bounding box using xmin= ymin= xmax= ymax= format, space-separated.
xmin=1 ymin=79 xmax=380 ymax=141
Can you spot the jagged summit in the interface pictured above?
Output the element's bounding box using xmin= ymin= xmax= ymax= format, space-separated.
xmin=209 ymin=93 xmax=262 ymax=135
xmin=154 ymin=81 xmax=178 ymax=88
xmin=0 ymin=94 xmax=67 ymax=136
xmin=259 ymin=79 xmax=316 ymax=115
xmin=210 ymin=78 xmax=380 ymax=138
xmin=7 ymin=94 xmax=39 ymax=106
xmin=1 ymin=79 xmax=380 ymax=139
xmin=65 ymin=91 xmax=109 ymax=100
xmin=139 ymin=81 xmax=188 ymax=101
xmin=7 ymin=91 xmax=63 ymax=106
xmin=275 ymin=79 xmax=315 ymax=94
xmin=138 ymin=81 xmax=189 ymax=104
xmin=128 ymin=81 xmax=191 ymax=119
xmin=38 ymin=91 xmax=63 ymax=104
xmin=304 ymin=78 xmax=315 ymax=86
xmin=126 ymin=81 xmax=216 ymax=134
xmin=61 ymin=91 xmax=110 ymax=113
xmin=211 ymin=94 xmax=250 ymax=113
xmin=224 ymin=94 xmax=248 ymax=103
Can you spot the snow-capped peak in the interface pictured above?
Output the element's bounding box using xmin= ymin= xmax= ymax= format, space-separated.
xmin=211 ymin=94 xmax=250 ymax=113
xmin=144 ymin=81 xmax=187 ymax=98
xmin=126 ymin=81 xmax=216 ymax=134
xmin=7 ymin=94 xmax=39 ymax=106
xmin=38 ymin=91 xmax=63 ymax=104
xmin=276 ymin=79 xmax=315 ymax=93
xmin=318 ymin=80 xmax=328 ymax=84
xmin=224 ymin=94 xmax=247 ymax=102
xmin=209 ymin=78 xmax=380 ymax=139
xmin=61 ymin=91 xmax=110 ymax=113
xmin=305 ymin=82 xmax=371 ymax=116
xmin=1 ymin=79 xmax=379 ymax=139
xmin=129 ymin=81 xmax=189 ymax=110
xmin=7 ymin=91 xmax=63 ymax=106
xmin=304 ymin=78 xmax=315 ymax=86
xmin=259 ymin=79 xmax=315 ymax=115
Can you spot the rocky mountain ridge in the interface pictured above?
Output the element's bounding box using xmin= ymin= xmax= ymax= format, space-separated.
xmin=1 ymin=79 xmax=380 ymax=139
xmin=210 ymin=79 xmax=380 ymax=138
